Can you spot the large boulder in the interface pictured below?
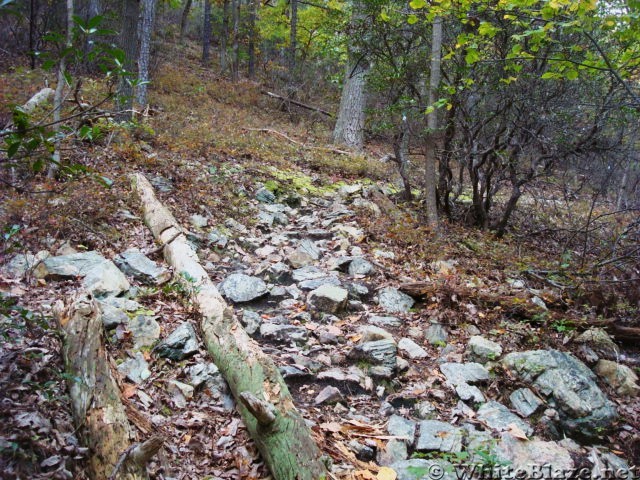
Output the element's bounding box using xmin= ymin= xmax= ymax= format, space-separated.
xmin=440 ymin=362 xmax=490 ymax=403
xmin=307 ymin=284 xmax=348 ymax=313
xmin=114 ymin=248 xmax=171 ymax=285
xmin=502 ymin=350 xmax=618 ymax=437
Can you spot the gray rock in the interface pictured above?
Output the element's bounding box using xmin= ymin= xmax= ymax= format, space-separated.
xmin=326 ymin=255 xmax=354 ymax=271
xmin=225 ymin=218 xmax=247 ymax=233
xmin=415 ymin=420 xmax=463 ymax=452
xmin=440 ymin=362 xmax=490 ymax=403
xmin=166 ymin=379 xmax=194 ymax=408
xmin=348 ymin=257 xmax=374 ymax=277
xmin=127 ymin=315 xmax=161 ymax=349
xmin=350 ymin=339 xmax=397 ymax=370
xmin=477 ymin=401 xmax=533 ymax=436
xmin=497 ymin=433 xmax=574 ymax=478
xmin=2 ymin=252 xmax=48 ymax=279
xmin=207 ymin=229 xmax=229 ymax=248
xmin=415 ymin=401 xmax=437 ymax=419
xmin=291 ymin=265 xmax=325 ymax=282
xmin=387 ymin=415 xmax=417 ymax=443
xmin=369 ymin=315 xmax=402 ymax=328
xmin=378 ymin=439 xmax=408 ymax=466
xmin=118 ymin=352 xmax=151 ymax=384
xmin=188 ymin=363 xmax=229 ymax=401
xmin=502 ymin=350 xmax=618 ymax=436
xmin=390 ymin=459 xmax=457 ymax=480
xmin=317 ymin=367 xmax=362 ymax=385
xmin=267 ymin=262 xmax=290 ymax=283
xmin=269 ymin=286 xmax=287 ymax=297
xmin=531 ymin=295 xmax=547 ymax=310
xmin=314 ymin=386 xmax=343 ymax=405
xmin=595 ymin=360 xmax=639 ymax=396
xmin=82 ymin=260 xmax=130 ymax=297
xmin=378 ymin=287 xmax=414 ymax=313
xmin=259 ymin=323 xmax=308 ymax=344
xmin=280 ymin=365 xmax=310 ymax=379
xmin=220 ymin=273 xmax=268 ymax=302
xmin=307 ymin=285 xmax=348 ymax=313
xmin=98 ymin=301 xmax=129 ymax=329
xmin=575 ymin=328 xmax=619 ymax=360
xmin=236 ymin=314 xmax=260 ymax=337
xmin=36 ymin=251 xmax=130 ymax=297
xmin=299 ymin=276 xmax=341 ymax=291
xmin=189 ymin=214 xmax=208 ymax=229
xmin=425 ymin=322 xmax=449 ymax=345
xmin=467 ymin=335 xmax=503 ymax=362
xmin=150 ymin=175 xmax=173 ymax=192
xmin=347 ymin=283 xmax=369 ymax=299
xmin=398 ymin=338 xmax=428 ymax=359
xmin=155 ymin=322 xmax=199 ymax=360
xmin=359 ymin=325 xmax=395 ymax=343
xmin=369 ymin=365 xmax=395 ymax=379
xmin=348 ymin=440 xmax=376 ymax=462
xmin=256 ymin=186 xmax=276 ymax=203
xmin=114 ymin=248 xmax=171 ymax=285
xmin=288 ymin=239 xmax=321 ymax=268
xmin=100 ymin=296 xmax=141 ymax=312
xmin=510 ymin=388 xmax=544 ymax=417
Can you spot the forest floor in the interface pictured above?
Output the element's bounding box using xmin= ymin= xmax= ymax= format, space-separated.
xmin=1 ymin=43 xmax=639 ymax=479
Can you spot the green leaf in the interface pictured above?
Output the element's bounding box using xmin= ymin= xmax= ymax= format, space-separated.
xmin=465 ymin=48 xmax=480 ymax=65
xmin=6 ymin=141 xmax=20 ymax=158
xmin=409 ymin=0 xmax=427 ymax=10
xmin=407 ymin=14 xmax=418 ymax=25
xmin=380 ymin=10 xmax=390 ymax=22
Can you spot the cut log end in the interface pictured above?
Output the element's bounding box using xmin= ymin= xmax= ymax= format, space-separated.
xmin=240 ymin=391 xmax=277 ymax=426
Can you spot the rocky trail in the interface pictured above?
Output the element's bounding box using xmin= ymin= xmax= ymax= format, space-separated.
xmin=1 ymin=175 xmax=638 ymax=479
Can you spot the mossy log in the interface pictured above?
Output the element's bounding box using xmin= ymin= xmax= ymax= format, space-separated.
xmin=60 ymin=294 xmax=163 ymax=480
xmin=130 ymin=172 xmax=328 ymax=480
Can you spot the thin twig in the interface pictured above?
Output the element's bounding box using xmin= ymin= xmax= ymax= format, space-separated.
xmin=242 ymin=127 xmax=351 ymax=155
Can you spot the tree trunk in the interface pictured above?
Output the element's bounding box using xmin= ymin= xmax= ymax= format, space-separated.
xmin=287 ymin=0 xmax=298 ymax=95
xmin=60 ymin=294 xmax=163 ymax=479
xmin=116 ymin=0 xmax=140 ymax=121
xmin=220 ymin=0 xmax=229 ymax=74
xmin=179 ymin=0 xmax=192 ymax=42
xmin=423 ymin=15 xmax=442 ymax=227
xmin=202 ymin=0 xmax=211 ymax=65
xmin=47 ymin=0 xmax=73 ymax=179
xmin=247 ymin=0 xmax=257 ymax=79
xmin=136 ymin=0 xmax=156 ymax=108
xmin=393 ymin=115 xmax=412 ymax=200
xmin=29 ymin=0 xmax=38 ymax=69
xmin=231 ymin=0 xmax=240 ymax=81
xmin=130 ymin=173 xmax=329 ymax=480
xmin=332 ymin=1 xmax=367 ymax=150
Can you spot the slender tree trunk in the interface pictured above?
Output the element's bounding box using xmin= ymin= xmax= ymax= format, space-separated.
xmin=29 ymin=0 xmax=38 ymax=69
xmin=117 ymin=0 xmax=140 ymax=121
xmin=47 ymin=0 xmax=73 ymax=179
xmin=423 ymin=16 xmax=442 ymax=227
xmin=247 ymin=0 xmax=257 ymax=79
xmin=202 ymin=0 xmax=211 ymax=65
xmin=393 ymin=115 xmax=412 ymax=200
xmin=287 ymin=0 xmax=298 ymax=95
xmin=179 ymin=0 xmax=192 ymax=42
xmin=136 ymin=0 xmax=156 ymax=108
xmin=332 ymin=1 xmax=368 ymax=150
xmin=231 ymin=0 xmax=240 ymax=81
xmin=220 ymin=0 xmax=229 ymax=74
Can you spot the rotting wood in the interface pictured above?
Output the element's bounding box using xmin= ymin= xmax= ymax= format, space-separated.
xmin=59 ymin=294 xmax=163 ymax=480
xmin=130 ymin=172 xmax=329 ymax=480
xmin=261 ymin=90 xmax=334 ymax=117
xmin=243 ymin=127 xmax=351 ymax=156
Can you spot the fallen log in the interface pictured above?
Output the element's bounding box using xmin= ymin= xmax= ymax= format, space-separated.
xmin=130 ymin=172 xmax=328 ymax=480
xmin=59 ymin=294 xmax=163 ymax=480
xmin=261 ymin=90 xmax=334 ymax=117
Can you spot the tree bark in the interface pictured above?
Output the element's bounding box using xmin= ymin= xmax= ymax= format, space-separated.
xmin=60 ymin=294 xmax=162 ymax=480
xmin=202 ymin=0 xmax=211 ymax=65
xmin=393 ymin=115 xmax=412 ymax=200
xmin=130 ymin=173 xmax=328 ymax=480
xmin=332 ymin=1 xmax=367 ymax=150
xmin=423 ymin=16 xmax=443 ymax=227
xmin=179 ymin=0 xmax=192 ymax=42
xmin=247 ymin=0 xmax=257 ymax=79
xmin=117 ymin=0 xmax=140 ymax=121
xmin=231 ymin=0 xmax=240 ymax=81
xmin=29 ymin=0 xmax=38 ymax=69
xmin=287 ymin=0 xmax=298 ymax=95
xmin=47 ymin=0 xmax=73 ymax=179
xmin=136 ymin=0 xmax=156 ymax=108
xmin=220 ymin=0 xmax=229 ymax=74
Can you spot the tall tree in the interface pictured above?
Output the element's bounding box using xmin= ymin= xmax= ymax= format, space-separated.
xmin=47 ymin=0 xmax=73 ymax=179
xmin=136 ymin=0 xmax=156 ymax=107
xmin=231 ymin=0 xmax=240 ymax=81
xmin=202 ymin=0 xmax=211 ymax=65
xmin=179 ymin=0 xmax=192 ymax=42
xmin=220 ymin=0 xmax=230 ymax=74
xmin=247 ymin=0 xmax=257 ymax=79
xmin=116 ymin=0 xmax=140 ymax=121
xmin=287 ymin=0 xmax=298 ymax=94
xmin=423 ymin=16 xmax=442 ymax=227
xmin=332 ymin=1 xmax=368 ymax=150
